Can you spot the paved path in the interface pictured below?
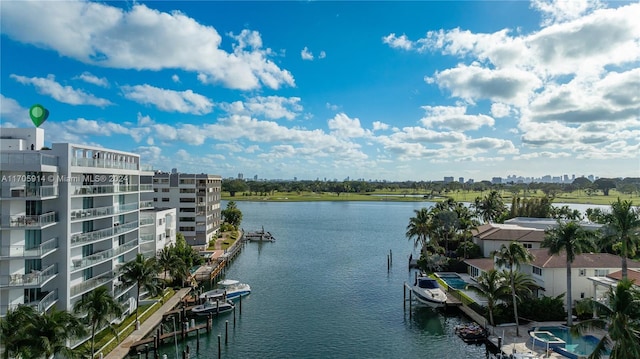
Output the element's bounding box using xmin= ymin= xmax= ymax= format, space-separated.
xmin=104 ymin=288 xmax=191 ymax=359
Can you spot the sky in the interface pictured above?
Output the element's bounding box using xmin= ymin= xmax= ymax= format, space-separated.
xmin=1 ymin=0 xmax=639 ymax=182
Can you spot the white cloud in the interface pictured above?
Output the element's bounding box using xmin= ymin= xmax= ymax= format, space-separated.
xmin=382 ymin=33 xmax=413 ymax=50
xmin=0 ymin=94 xmax=28 ymax=125
xmin=122 ymin=84 xmax=213 ymax=115
xmin=63 ymin=118 xmax=129 ymax=136
xmin=1 ymin=2 xmax=294 ymax=90
xmin=490 ymin=103 xmax=512 ymax=118
xmin=319 ymin=51 xmax=326 ymax=59
xmin=10 ymin=74 xmax=112 ymax=107
xmin=372 ymin=121 xmax=390 ymax=131
xmin=176 ymin=149 xmax=190 ymax=160
xmin=531 ymin=0 xmax=603 ymax=26
xmin=220 ymin=96 xmax=303 ymax=120
xmin=171 ymin=74 xmax=180 ymax=83
xmin=327 ymin=113 xmax=370 ymax=138
xmin=420 ymin=105 xmax=495 ymax=131
xmin=301 ymin=47 xmax=314 ymax=60
xmin=75 ymin=72 xmax=109 ymax=87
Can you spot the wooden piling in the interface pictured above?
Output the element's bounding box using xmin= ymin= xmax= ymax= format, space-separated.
xmin=207 ymin=313 xmax=212 ymax=332
xmin=145 ymin=344 xmax=149 ymax=359
xmin=387 ymin=254 xmax=390 ymax=271
xmin=197 ymin=329 xmax=200 ymax=352
xmin=225 ymin=320 xmax=229 ymax=344
xmin=403 ymin=282 xmax=406 ymax=311
xmin=233 ymin=306 xmax=236 ymax=327
xmin=217 ymin=334 xmax=221 ymax=359
xmin=390 ymin=249 xmax=392 ymax=265
xmin=239 ymin=293 xmax=242 ymax=315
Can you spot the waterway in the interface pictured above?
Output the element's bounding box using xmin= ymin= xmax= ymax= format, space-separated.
xmin=151 ymin=201 xmax=495 ymax=359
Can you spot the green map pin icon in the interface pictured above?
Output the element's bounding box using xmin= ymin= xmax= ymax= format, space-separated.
xmin=29 ymin=104 xmax=49 ymax=127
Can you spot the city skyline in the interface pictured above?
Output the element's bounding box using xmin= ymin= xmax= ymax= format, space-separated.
xmin=1 ymin=1 xmax=639 ymax=181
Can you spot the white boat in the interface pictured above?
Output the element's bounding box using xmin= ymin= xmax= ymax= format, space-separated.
xmin=412 ymin=276 xmax=447 ymax=308
xmin=191 ymin=295 xmax=235 ymax=316
xmin=199 ymin=279 xmax=251 ymax=301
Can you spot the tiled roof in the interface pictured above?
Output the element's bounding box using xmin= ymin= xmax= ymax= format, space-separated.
xmin=472 ymin=223 xmax=546 ymax=242
xmin=527 ymin=248 xmax=640 ymax=269
xmin=607 ymin=269 xmax=640 ymax=283
xmin=464 ymin=258 xmax=495 ymax=272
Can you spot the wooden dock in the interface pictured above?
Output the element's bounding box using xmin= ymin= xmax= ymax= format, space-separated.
xmin=129 ymin=322 xmax=209 ymax=350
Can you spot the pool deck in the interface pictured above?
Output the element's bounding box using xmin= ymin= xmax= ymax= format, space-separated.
xmin=486 ymin=321 xmax=608 ymax=359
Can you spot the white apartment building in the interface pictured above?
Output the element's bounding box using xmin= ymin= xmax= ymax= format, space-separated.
xmin=146 ymin=170 xmax=221 ymax=248
xmin=0 ymin=127 xmax=153 ymax=317
xmin=139 ymin=207 xmax=176 ymax=257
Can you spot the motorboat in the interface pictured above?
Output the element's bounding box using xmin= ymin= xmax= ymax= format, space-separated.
xmin=454 ymin=323 xmax=488 ymax=343
xmin=191 ymin=295 xmax=235 ymax=316
xmin=412 ymin=276 xmax=447 ymax=308
xmin=199 ymin=279 xmax=251 ymax=301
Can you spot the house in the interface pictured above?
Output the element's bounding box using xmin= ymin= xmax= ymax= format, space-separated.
xmin=472 ymin=223 xmax=546 ymax=258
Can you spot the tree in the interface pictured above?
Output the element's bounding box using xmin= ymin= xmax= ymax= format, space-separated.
xmin=0 ymin=306 xmax=38 ymax=359
xmin=493 ymin=241 xmax=534 ymax=336
xmin=74 ymin=286 xmax=124 ymax=358
xmin=158 ymin=246 xmax=185 ymax=287
xmin=466 ymin=269 xmax=510 ymax=326
xmin=221 ymin=201 xmax=243 ymax=228
xmin=593 ymin=178 xmax=617 ymax=196
xmin=571 ymin=279 xmax=640 ymax=359
xmin=406 ymin=208 xmax=434 ymax=256
xmin=30 ymin=308 xmax=86 ymax=359
xmin=473 ymin=190 xmax=507 ymax=223
xmin=542 ymin=220 xmax=595 ymax=326
xmin=120 ymin=253 xmax=162 ymax=324
xmin=600 ymin=198 xmax=640 ymax=280
xmin=221 ymin=179 xmax=248 ymax=197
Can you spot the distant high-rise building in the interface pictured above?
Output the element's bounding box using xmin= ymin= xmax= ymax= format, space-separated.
xmin=458 ymin=177 xmax=464 ymax=183
xmin=253 ymin=175 xmax=258 ymax=181
xmin=443 ymin=176 xmax=454 ymax=183
xmin=491 ymin=177 xmax=502 ymax=184
xmin=237 ymin=173 xmax=243 ymax=180
xmin=149 ymin=171 xmax=222 ymax=247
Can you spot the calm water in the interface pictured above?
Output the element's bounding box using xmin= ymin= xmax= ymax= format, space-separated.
xmin=153 ymin=201 xmax=490 ymax=359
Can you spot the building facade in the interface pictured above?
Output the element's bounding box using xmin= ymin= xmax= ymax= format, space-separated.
xmin=139 ymin=207 xmax=177 ymax=257
xmin=0 ymin=127 xmax=152 ymax=317
xmin=148 ymin=170 xmax=221 ymax=247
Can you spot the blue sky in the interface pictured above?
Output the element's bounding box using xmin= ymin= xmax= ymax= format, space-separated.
xmin=1 ymin=0 xmax=639 ymax=181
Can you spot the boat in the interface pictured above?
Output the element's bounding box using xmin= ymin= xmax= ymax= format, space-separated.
xmin=191 ymin=296 xmax=235 ymax=316
xmin=412 ymin=276 xmax=447 ymax=308
xmin=200 ymin=279 xmax=251 ymax=301
xmin=454 ymin=323 xmax=488 ymax=343
xmin=245 ymin=227 xmax=276 ymax=242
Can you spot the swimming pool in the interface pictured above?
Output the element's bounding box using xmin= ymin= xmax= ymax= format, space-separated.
xmin=532 ymin=326 xmax=605 ymax=359
xmin=435 ymin=272 xmax=468 ymax=290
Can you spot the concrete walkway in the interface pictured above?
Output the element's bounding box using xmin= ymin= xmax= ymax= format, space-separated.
xmin=104 ymin=288 xmax=191 ymax=359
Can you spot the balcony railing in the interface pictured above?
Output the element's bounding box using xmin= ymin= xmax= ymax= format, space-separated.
xmin=71 ymin=240 xmax=138 ymax=271
xmin=140 ymin=200 xmax=154 ymax=209
xmin=71 ymin=157 xmax=139 ymax=170
xmin=71 ymin=184 xmax=139 ymax=196
xmin=0 ymin=264 xmax=58 ymax=287
xmin=0 ymin=289 xmax=58 ymax=316
xmin=0 ymin=237 xmax=58 ymax=258
xmin=1 ymin=153 xmax=58 ymax=166
xmin=70 ymin=271 xmax=115 ymax=297
xmin=70 ymin=220 xmax=138 ymax=246
xmin=139 ymin=234 xmax=155 ymax=243
xmin=1 ymin=212 xmax=57 ymax=228
xmin=139 ymin=218 xmax=154 ymax=226
xmin=70 ymin=202 xmax=138 ymax=221
xmin=1 ymin=185 xmax=58 ymax=199
xmin=139 ymin=184 xmax=153 ymax=192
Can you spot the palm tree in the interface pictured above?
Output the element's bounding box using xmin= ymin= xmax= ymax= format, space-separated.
xmin=120 ymin=253 xmax=162 ymax=324
xmin=493 ymin=241 xmax=534 ymax=336
xmin=0 ymin=305 xmax=38 ymax=359
xmin=473 ymin=190 xmax=507 ymax=223
xmin=466 ymin=269 xmax=510 ymax=326
xmin=571 ymin=279 xmax=640 ymax=359
xmin=73 ymin=286 xmax=124 ymax=358
xmin=30 ymin=308 xmax=86 ymax=359
xmin=542 ymin=220 xmax=595 ymax=326
xmin=601 ymin=198 xmax=640 ymax=280
xmin=406 ymin=207 xmax=433 ymax=256
xmin=158 ymin=246 xmax=185 ymax=287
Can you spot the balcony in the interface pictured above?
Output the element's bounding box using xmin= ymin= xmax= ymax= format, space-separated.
xmin=139 ymin=217 xmax=154 ymax=226
xmin=1 ymin=152 xmax=58 ymax=167
xmin=140 ymin=200 xmax=154 ymax=209
xmin=1 ymin=185 xmax=58 ymax=199
xmin=71 ymin=157 xmax=139 ymax=170
xmin=139 ymin=184 xmax=153 ymax=192
xmin=0 ymin=237 xmax=58 ymax=258
xmin=0 ymin=289 xmax=58 ymax=316
xmin=0 ymin=264 xmax=58 ymax=288
xmin=70 ymin=220 xmax=138 ymax=246
xmin=71 ymin=240 xmax=138 ymax=271
xmin=139 ymin=234 xmax=155 ymax=243
xmin=70 ymin=271 xmax=115 ymax=297
xmin=1 ymin=212 xmax=58 ymax=229
xmin=71 ymin=184 xmax=139 ymax=196
xmin=70 ymin=202 xmax=138 ymax=221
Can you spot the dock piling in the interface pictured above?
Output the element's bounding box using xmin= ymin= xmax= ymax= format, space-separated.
xmin=225 ymin=320 xmax=229 ymax=344
xmin=217 ymin=334 xmax=221 ymax=359
xmin=196 ymin=329 xmax=200 ymax=352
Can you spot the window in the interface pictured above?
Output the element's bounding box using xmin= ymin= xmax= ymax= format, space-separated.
xmin=153 ymin=198 xmax=158 ymax=202
xmin=162 ymin=188 xmax=170 ymax=192
xmin=158 ymin=218 xmax=164 ymax=225
xmin=579 ymin=269 xmax=586 ymax=276
xmin=180 ymin=188 xmax=196 ymax=193
xmin=179 ymin=208 xmax=195 ymax=213
xmin=594 ymin=269 xmax=609 ymax=277
xmin=532 ymin=266 xmax=542 ymax=276
xmin=179 ymin=198 xmax=195 ymax=203
xmin=522 ymin=243 xmax=533 ymax=249
xmin=580 ymin=292 xmax=585 ymax=299
xmin=162 ymin=198 xmax=169 ymax=202
xmin=179 ymin=226 xmax=195 ymax=232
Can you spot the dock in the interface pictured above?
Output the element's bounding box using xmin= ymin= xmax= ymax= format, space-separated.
xmin=244 ymin=227 xmax=275 ymax=242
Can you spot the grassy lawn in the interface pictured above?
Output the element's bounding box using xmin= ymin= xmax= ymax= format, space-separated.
xmin=223 ymin=189 xmax=634 ymax=206
xmin=206 ymin=231 xmax=240 ymax=251
xmin=81 ymin=288 xmax=176 ymax=357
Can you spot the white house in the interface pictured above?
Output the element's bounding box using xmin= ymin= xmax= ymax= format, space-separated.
xmin=139 ymin=207 xmax=177 ymax=257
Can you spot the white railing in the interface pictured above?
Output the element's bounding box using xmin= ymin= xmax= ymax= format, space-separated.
xmin=0 ymin=237 xmax=58 ymax=258
xmin=1 ymin=153 xmax=58 ymax=166
xmin=71 ymin=240 xmax=138 ymax=271
xmin=0 ymin=264 xmax=58 ymax=287
xmin=2 ymin=212 xmax=57 ymax=228
xmin=70 ymin=202 xmax=138 ymax=220
xmin=70 ymin=220 xmax=138 ymax=246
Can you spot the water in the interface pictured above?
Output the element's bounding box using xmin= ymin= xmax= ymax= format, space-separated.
xmin=534 ymin=326 xmax=604 ymax=357
xmin=152 ymin=201 xmax=490 ymax=359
